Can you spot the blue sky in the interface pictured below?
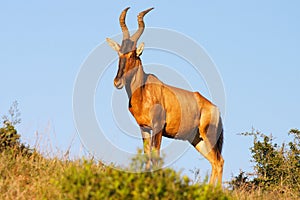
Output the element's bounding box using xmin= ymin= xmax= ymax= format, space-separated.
xmin=1 ymin=1 xmax=299 ymax=181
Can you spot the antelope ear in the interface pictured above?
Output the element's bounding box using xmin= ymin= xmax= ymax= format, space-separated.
xmin=106 ymin=38 xmax=120 ymax=52
xmin=136 ymin=42 xmax=144 ymax=57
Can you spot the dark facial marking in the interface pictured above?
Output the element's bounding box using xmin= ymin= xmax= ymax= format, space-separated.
xmin=116 ymin=57 xmax=127 ymax=79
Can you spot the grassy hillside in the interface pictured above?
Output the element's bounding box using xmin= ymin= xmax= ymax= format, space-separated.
xmin=1 ymin=104 xmax=299 ymax=199
xmin=1 ymin=130 xmax=299 ymax=200
xmin=1 ymin=146 xmax=298 ymax=200
xmin=0 ymin=149 xmax=231 ymax=199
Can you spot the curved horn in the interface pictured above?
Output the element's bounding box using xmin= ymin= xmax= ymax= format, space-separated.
xmin=130 ymin=7 xmax=154 ymax=42
xmin=119 ymin=7 xmax=130 ymax=40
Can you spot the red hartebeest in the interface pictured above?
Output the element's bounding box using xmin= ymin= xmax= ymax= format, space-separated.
xmin=106 ymin=7 xmax=224 ymax=185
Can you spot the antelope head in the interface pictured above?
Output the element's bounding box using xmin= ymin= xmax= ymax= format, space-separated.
xmin=106 ymin=7 xmax=153 ymax=89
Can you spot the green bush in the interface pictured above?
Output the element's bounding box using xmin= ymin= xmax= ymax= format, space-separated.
xmin=230 ymin=129 xmax=300 ymax=196
xmin=57 ymin=155 xmax=231 ymax=200
xmin=0 ymin=101 xmax=33 ymax=156
xmin=0 ymin=121 xmax=20 ymax=151
xmin=0 ymin=121 xmax=33 ymax=156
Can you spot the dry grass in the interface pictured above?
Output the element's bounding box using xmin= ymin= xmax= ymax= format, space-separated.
xmin=231 ymin=188 xmax=298 ymax=200
xmin=0 ymin=151 xmax=63 ymax=200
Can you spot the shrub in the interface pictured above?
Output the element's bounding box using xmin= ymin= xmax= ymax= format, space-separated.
xmin=0 ymin=121 xmax=20 ymax=151
xmin=0 ymin=102 xmax=33 ymax=156
xmin=230 ymin=129 xmax=300 ymax=197
xmin=57 ymin=154 xmax=231 ymax=200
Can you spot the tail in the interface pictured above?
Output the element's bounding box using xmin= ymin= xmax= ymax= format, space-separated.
xmin=215 ymin=116 xmax=224 ymax=160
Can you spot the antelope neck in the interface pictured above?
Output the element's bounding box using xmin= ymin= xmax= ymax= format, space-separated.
xmin=125 ymin=58 xmax=145 ymax=99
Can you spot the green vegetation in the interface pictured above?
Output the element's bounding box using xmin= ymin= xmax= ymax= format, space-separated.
xmin=0 ymin=120 xmax=33 ymax=156
xmin=1 ymin=102 xmax=299 ymax=199
xmin=57 ymin=160 xmax=228 ymax=200
xmin=229 ymin=129 xmax=300 ymax=199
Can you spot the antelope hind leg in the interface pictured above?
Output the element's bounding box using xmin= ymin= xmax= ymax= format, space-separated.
xmin=194 ymin=109 xmax=224 ymax=185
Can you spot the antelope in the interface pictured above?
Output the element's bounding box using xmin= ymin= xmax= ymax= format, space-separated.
xmin=106 ymin=7 xmax=224 ymax=185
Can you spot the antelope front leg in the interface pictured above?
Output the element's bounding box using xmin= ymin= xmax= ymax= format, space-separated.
xmin=150 ymin=104 xmax=165 ymax=168
xmin=151 ymin=129 xmax=162 ymax=168
xmin=140 ymin=127 xmax=151 ymax=170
